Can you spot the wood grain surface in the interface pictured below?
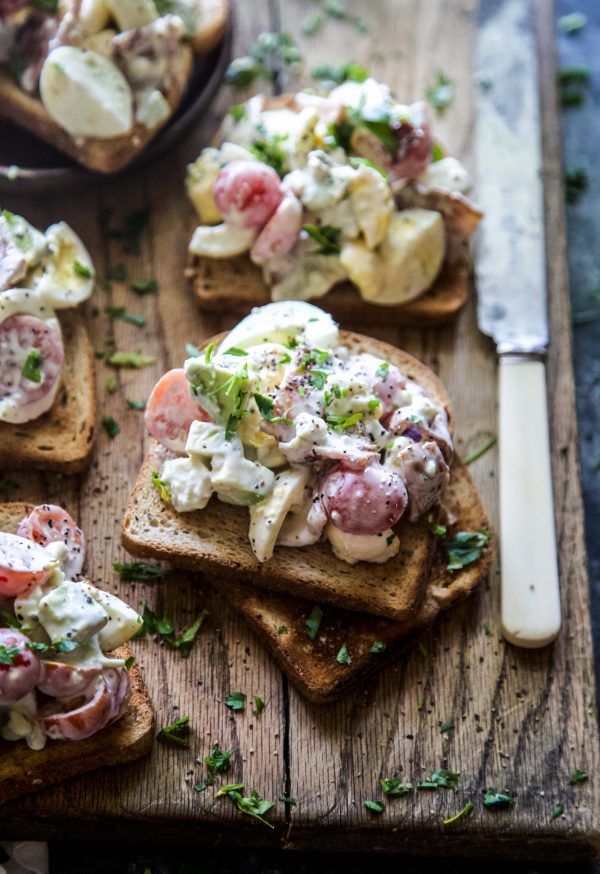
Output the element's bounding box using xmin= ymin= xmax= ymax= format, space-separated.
xmin=0 ymin=0 xmax=598 ymax=860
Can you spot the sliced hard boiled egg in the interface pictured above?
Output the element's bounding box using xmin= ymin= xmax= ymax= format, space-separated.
xmin=189 ymin=223 xmax=258 ymax=258
xmin=348 ymin=163 xmax=394 ymax=249
xmin=26 ymin=222 xmax=95 ymax=308
xmin=104 ymin=0 xmax=158 ymax=30
xmin=218 ymin=301 xmax=340 ymax=353
xmin=377 ymin=209 xmax=445 ymax=305
xmin=40 ymin=46 xmax=133 ymax=140
xmin=339 ymin=238 xmax=381 ymax=301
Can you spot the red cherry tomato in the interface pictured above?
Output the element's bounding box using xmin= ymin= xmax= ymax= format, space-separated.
xmin=145 ymin=368 xmax=210 ymax=453
xmin=322 ymin=462 xmax=408 ymax=536
xmin=17 ymin=505 xmax=85 ymax=579
xmin=0 ymin=628 xmax=41 ymax=706
xmin=213 ymin=161 xmax=283 ymax=230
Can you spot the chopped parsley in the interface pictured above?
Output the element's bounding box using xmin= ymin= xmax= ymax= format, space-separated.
xmin=113 ymin=561 xmax=167 ymax=581
xmin=376 ymin=361 xmax=389 ymax=379
xmin=127 ymin=399 xmax=146 ymax=411
xmin=100 ymin=208 xmax=150 ymax=255
xmin=558 ymin=65 xmax=590 ymax=108
xmin=157 ymin=715 xmax=190 ymax=747
xmin=225 ymin=691 xmax=246 ymax=712
xmin=277 ymin=625 xmax=287 ymax=634
xmin=107 ymin=263 xmax=126 ymax=282
xmin=482 ymin=790 xmax=514 ymax=809
xmin=278 ymin=795 xmax=296 ymax=806
xmin=73 ymin=260 xmax=93 ymax=279
xmin=216 ymin=784 xmax=275 ymax=829
xmin=483 ymin=622 xmax=493 ymax=636
xmin=134 ymin=600 xmax=208 ymax=657
xmin=558 ymin=12 xmax=587 ymax=34
xmin=431 ymin=142 xmax=445 ymax=162
xmin=380 ymin=778 xmax=412 ymax=797
xmin=443 ymin=801 xmax=474 ymax=825
xmin=327 ymin=412 xmax=364 ymax=430
xmin=550 ymin=802 xmax=564 ymax=820
xmin=570 ymin=768 xmax=588 ymax=785
xmin=305 ymin=605 xmax=323 ymax=641
xmin=0 ymin=645 xmax=20 ymax=666
xmin=151 ymin=470 xmax=170 ymax=502
xmin=108 ymin=351 xmax=157 ymax=368
xmin=101 ymin=415 xmax=120 ymax=438
xmin=303 ymin=224 xmax=341 ymax=255
xmin=105 ymin=376 xmax=118 ymax=393
xmin=228 ymin=103 xmax=247 ymax=122
xmin=336 ymin=644 xmax=351 ymax=665
xmin=124 ymin=656 xmax=135 ymax=670
xmin=442 ymin=530 xmax=489 ymax=571
xmin=301 ymin=11 xmax=324 ymax=36
xmin=225 ymin=31 xmax=302 ymax=89
xmin=370 ymin=641 xmax=386 ymax=653
xmin=464 ymin=435 xmax=497 ymax=465
xmin=426 ymin=70 xmax=455 ymax=114
xmin=53 ymin=638 xmax=79 ymax=654
xmin=349 ymin=156 xmax=389 ymax=178
xmin=21 ymin=349 xmax=43 ymax=383
xmin=364 ymin=800 xmax=384 ymax=814
xmin=311 ymin=62 xmax=369 ymax=85
xmin=253 ymin=393 xmax=291 ymax=424
xmin=250 ymin=135 xmax=289 ymax=176
xmin=440 ymin=719 xmax=455 ymax=733
xmin=105 ymin=305 xmax=146 ymax=327
xmin=417 ymin=769 xmax=460 ymax=790
xmin=131 ymin=278 xmax=159 ymax=295
xmin=1 ymin=611 xmax=23 ymax=631
xmin=253 ymin=696 xmax=265 ymax=717
xmin=169 ymin=611 xmax=209 ymax=657
xmin=204 ymin=743 xmax=233 ymax=780
xmin=565 ymin=162 xmax=588 ymax=203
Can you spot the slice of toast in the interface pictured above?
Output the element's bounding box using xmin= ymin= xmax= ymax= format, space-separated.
xmin=218 ymin=459 xmax=491 ymax=703
xmin=122 ymin=331 xmax=466 ymax=622
xmin=0 ymin=310 xmax=96 ymax=474
xmin=0 ymin=46 xmax=193 ymax=174
xmin=0 ymin=503 xmax=154 ymax=806
xmin=187 ymin=253 xmax=470 ymax=327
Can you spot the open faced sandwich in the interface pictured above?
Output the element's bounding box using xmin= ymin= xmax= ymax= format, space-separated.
xmin=187 ymin=76 xmax=482 ymax=323
xmin=0 ymin=209 xmax=96 ymax=471
xmin=0 ymin=0 xmax=229 ymax=172
xmin=0 ymin=503 xmax=153 ymax=804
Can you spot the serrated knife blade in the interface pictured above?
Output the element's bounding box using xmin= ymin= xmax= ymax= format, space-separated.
xmin=474 ymin=0 xmax=561 ymax=647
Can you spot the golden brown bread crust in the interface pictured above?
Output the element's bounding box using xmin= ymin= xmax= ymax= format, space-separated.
xmin=0 ymin=503 xmax=154 ymax=805
xmin=121 ymin=330 xmax=463 ymax=622
xmin=0 ymin=310 xmax=96 ymax=474
xmin=219 ymin=458 xmax=492 ymax=703
xmin=0 ymin=45 xmax=193 ymax=173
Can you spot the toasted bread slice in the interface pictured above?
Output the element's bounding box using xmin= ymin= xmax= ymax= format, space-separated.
xmin=189 ymin=0 xmax=230 ymax=53
xmin=122 ymin=331 xmax=461 ymax=622
xmin=0 ymin=310 xmax=96 ymax=474
xmin=0 ymin=44 xmax=193 ymax=174
xmin=187 ymin=253 xmax=470 ymax=326
xmin=0 ymin=503 xmax=154 ymax=805
xmin=218 ymin=459 xmax=491 ymax=703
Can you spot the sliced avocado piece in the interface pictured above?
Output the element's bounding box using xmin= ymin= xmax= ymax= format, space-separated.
xmin=211 ymin=450 xmax=276 ymax=507
xmin=248 ymin=467 xmax=309 ymax=562
xmin=184 ymin=354 xmax=253 ymax=426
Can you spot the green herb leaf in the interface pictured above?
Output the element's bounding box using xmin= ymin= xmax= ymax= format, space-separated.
xmin=225 ymin=691 xmax=246 ymax=712
xmin=108 ymin=351 xmax=157 ymax=368
xmin=336 ymin=644 xmax=351 ymax=665
xmin=301 ymin=11 xmax=324 ymax=36
xmin=380 ymin=778 xmax=412 ymax=797
xmin=253 ymin=696 xmax=265 ymax=717
xmin=429 ymin=523 xmax=447 ymax=538
xmin=157 ymin=715 xmax=190 ymax=747
xmin=570 ymin=768 xmax=588 ymax=785
xmin=417 ymin=768 xmax=460 ymax=790
xmin=443 ymin=801 xmax=474 ymax=825
xmin=311 ymin=62 xmax=369 ymax=85
xmin=224 ymin=347 xmax=248 ymax=356
xmin=73 ymin=260 xmax=93 ymax=279
xmin=113 ymin=561 xmax=168 ymax=583
xmin=186 ymin=342 xmax=201 ymax=358
xmin=305 ymin=605 xmax=324 ymax=641
xmin=442 ymin=529 xmax=489 ymax=571
xmin=151 ymin=470 xmax=170 ymax=502
xmin=229 ymin=788 xmax=275 ymax=829
xmin=226 ymin=56 xmax=261 ymax=87
xmin=277 ymin=625 xmax=287 ymax=634
xmin=124 ymin=656 xmax=135 ymax=670
xmin=127 ymin=399 xmax=146 ymax=411
xmin=349 ymin=156 xmax=389 ymax=178
xmin=250 ymin=135 xmax=289 ymax=176
xmin=464 ymin=435 xmax=497 ymax=465
xmin=326 ymin=412 xmax=364 ymax=430
xmin=105 ymin=376 xmax=118 ymax=394
xmin=431 ymin=142 xmax=445 ymax=162
xmin=168 ymin=610 xmax=209 ymax=658
xmin=426 ymin=70 xmax=455 ymax=114
xmin=440 ymin=719 xmax=455 ymax=733
xmin=52 ymin=638 xmax=79 ymax=654
xmin=131 ymin=278 xmax=159 ymax=295
xmin=370 ymin=641 xmax=386 ymax=654
xmin=204 ymin=743 xmax=233 ymax=779
xmin=303 ymin=223 xmax=341 ymax=255
xmin=364 ymin=799 xmax=384 ymax=813
xmin=228 ymin=103 xmax=247 ymax=122
xmin=376 ymin=361 xmax=389 ymax=379
xmin=107 ymin=263 xmax=126 ymax=282
xmin=565 ymin=162 xmax=588 ymax=203
xmin=0 ymin=645 xmax=20 ymax=665
xmin=558 ymin=12 xmax=587 ymax=34
xmin=482 ymin=790 xmax=514 ymax=809
xmin=550 ymin=802 xmax=564 ymax=820
xmin=101 ymin=415 xmax=120 ymax=438
xmin=21 ymin=349 xmax=43 ymax=383
xmin=1 ymin=611 xmax=23 ymax=631
xmin=278 ymin=795 xmax=296 ymax=805
xmin=105 ymin=305 xmax=146 ymax=327
xmin=483 ymin=622 xmax=493 ymax=636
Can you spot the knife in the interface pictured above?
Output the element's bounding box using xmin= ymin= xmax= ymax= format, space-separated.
xmin=474 ymin=0 xmax=561 ymax=648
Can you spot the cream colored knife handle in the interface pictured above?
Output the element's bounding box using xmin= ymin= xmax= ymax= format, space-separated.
xmin=499 ymin=357 xmax=561 ymax=648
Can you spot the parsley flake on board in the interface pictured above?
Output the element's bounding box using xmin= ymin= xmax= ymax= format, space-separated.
xmin=550 ymin=802 xmax=564 ymax=820
xmin=442 ymin=530 xmax=489 ymax=571
xmin=253 ymin=696 xmax=265 ymax=717
xmin=443 ymin=801 xmax=474 ymax=825
xmin=101 ymin=415 xmax=120 ymax=438
xmin=440 ymin=720 xmax=455 ymax=733
xmin=426 ymin=70 xmax=455 ymax=114
xmin=278 ymin=795 xmax=296 ymax=806
xmin=277 ymin=625 xmax=287 ymax=635
xmin=570 ymin=768 xmax=588 ymax=785
xmin=558 ymin=12 xmax=587 ymax=34
xmin=108 ymin=351 xmax=157 ymax=368
xmin=99 ymin=208 xmax=150 ymax=255
xmin=151 ymin=470 xmax=170 ymax=502
xmin=565 ymin=162 xmax=588 ymax=203
xmin=464 ymin=435 xmax=497 ymax=465
xmin=303 ymin=224 xmax=341 ymax=255
xmin=311 ymin=62 xmax=369 ymax=85
xmin=364 ymin=800 xmax=384 ymax=814
xmin=21 ymin=349 xmax=43 ymax=383
xmin=127 ymin=399 xmax=146 ymax=411
xmin=105 ymin=305 xmax=146 ymax=327
xmin=225 ymin=691 xmax=246 ymax=712
xmin=336 ymin=644 xmax=351 ymax=665
xmin=157 ymin=715 xmax=190 ymax=747
xmin=134 ymin=601 xmax=208 ymax=657
xmin=250 ymin=136 xmax=289 ymax=176
xmin=217 ymin=785 xmax=275 ymax=829
xmin=417 ymin=769 xmax=460 ymax=790
xmin=131 ymin=278 xmax=159 ymax=295
xmin=370 ymin=641 xmax=386 ymax=653
xmin=305 ymin=605 xmax=324 ymax=641
xmin=558 ymin=65 xmax=590 ymax=108
xmin=301 ymin=11 xmax=324 ymax=36
xmin=482 ymin=790 xmax=514 ymax=809
xmin=105 ymin=376 xmax=118 ymax=393
xmin=107 ymin=263 xmax=126 ymax=282
xmin=204 ymin=743 xmax=233 ymax=780
xmin=380 ymin=778 xmax=412 ymax=797
xmin=225 ymin=31 xmax=302 ymax=89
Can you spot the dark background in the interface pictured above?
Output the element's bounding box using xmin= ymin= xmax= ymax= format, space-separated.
xmin=42 ymin=0 xmax=600 ymax=870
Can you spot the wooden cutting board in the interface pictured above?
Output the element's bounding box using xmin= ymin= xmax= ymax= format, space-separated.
xmin=1 ymin=0 xmax=599 ymax=860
